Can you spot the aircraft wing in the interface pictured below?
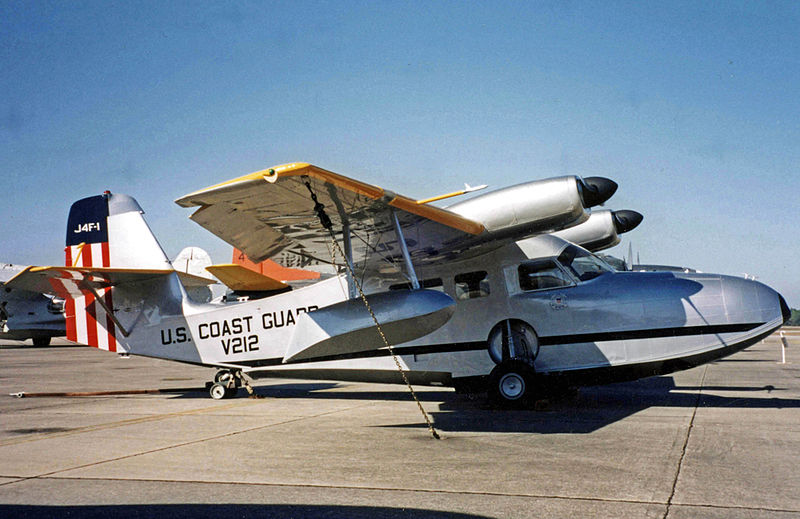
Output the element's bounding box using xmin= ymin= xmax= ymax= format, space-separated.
xmin=175 ymin=163 xmax=490 ymax=272
xmin=5 ymin=266 xmax=212 ymax=298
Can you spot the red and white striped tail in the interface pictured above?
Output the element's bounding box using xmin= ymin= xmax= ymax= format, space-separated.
xmin=61 ymin=192 xmax=173 ymax=351
xmin=64 ymin=242 xmax=120 ymax=351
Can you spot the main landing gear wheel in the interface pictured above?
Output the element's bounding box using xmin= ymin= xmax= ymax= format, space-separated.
xmin=488 ymin=360 xmax=537 ymax=409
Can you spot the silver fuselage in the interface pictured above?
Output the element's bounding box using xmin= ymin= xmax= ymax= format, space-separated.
xmin=123 ymin=235 xmax=787 ymax=387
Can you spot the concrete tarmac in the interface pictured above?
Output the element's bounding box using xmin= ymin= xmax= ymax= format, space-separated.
xmin=0 ymin=330 xmax=798 ymax=518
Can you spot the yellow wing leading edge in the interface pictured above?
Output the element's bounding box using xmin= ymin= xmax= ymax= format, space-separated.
xmin=175 ymin=163 xmax=484 ymax=235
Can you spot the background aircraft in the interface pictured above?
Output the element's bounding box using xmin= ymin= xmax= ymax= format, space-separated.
xmin=0 ymin=264 xmax=64 ymax=346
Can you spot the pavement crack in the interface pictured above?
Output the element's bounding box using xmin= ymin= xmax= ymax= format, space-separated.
xmin=663 ymin=365 xmax=707 ymax=519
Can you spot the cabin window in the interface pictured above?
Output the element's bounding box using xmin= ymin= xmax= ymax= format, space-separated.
xmin=389 ymin=278 xmax=444 ymax=292
xmin=518 ymin=260 xmax=573 ymax=291
xmin=454 ymin=271 xmax=490 ymax=300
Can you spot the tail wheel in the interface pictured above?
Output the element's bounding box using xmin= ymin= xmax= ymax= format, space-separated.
xmin=487 ymin=319 xmax=538 ymax=365
xmin=209 ymin=383 xmax=228 ymax=400
xmin=488 ymin=360 xmax=537 ymax=408
xmin=210 ymin=369 xmax=247 ymax=399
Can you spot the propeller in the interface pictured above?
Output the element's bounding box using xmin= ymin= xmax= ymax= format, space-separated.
xmin=580 ymin=177 xmax=618 ymax=208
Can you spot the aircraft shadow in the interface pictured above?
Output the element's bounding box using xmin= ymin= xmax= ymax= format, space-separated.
xmin=173 ymin=376 xmax=800 ymax=435
xmin=0 ymin=504 xmax=489 ymax=519
xmin=420 ymin=376 xmax=800 ymax=435
xmin=170 ymin=382 xmax=455 ymax=402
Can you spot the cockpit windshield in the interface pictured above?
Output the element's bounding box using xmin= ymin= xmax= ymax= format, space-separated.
xmin=557 ymin=244 xmax=614 ymax=282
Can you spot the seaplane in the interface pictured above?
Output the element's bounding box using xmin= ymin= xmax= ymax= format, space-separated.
xmin=6 ymin=163 xmax=790 ymax=406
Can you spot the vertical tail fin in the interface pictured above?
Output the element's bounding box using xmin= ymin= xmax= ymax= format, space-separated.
xmin=64 ymin=192 xmax=173 ymax=350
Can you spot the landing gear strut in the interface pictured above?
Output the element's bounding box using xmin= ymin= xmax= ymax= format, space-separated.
xmin=208 ymin=369 xmax=255 ymax=399
xmin=486 ymin=320 xmax=540 ymax=408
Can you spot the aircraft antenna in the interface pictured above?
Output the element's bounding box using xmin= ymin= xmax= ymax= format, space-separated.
xmin=303 ymin=180 xmax=442 ymax=440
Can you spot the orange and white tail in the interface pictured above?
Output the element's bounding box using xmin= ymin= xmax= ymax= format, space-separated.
xmin=64 ymin=192 xmax=172 ymax=350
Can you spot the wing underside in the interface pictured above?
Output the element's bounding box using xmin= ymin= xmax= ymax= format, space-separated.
xmin=175 ymin=163 xmax=491 ymax=277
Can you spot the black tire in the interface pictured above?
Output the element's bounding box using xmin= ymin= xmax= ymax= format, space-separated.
xmin=32 ymin=337 xmax=51 ymax=347
xmin=487 ymin=360 xmax=537 ymax=408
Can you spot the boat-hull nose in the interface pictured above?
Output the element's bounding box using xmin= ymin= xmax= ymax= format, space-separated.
xmin=532 ymin=271 xmax=786 ymax=382
xmin=632 ymin=273 xmax=787 ymax=370
xmin=714 ymin=274 xmax=787 ymax=332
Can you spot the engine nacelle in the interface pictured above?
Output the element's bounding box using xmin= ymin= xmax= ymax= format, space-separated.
xmin=446 ymin=176 xmax=617 ymax=239
xmin=551 ymin=209 xmax=643 ymax=252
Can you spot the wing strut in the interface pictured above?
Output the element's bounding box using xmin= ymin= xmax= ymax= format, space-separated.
xmin=391 ymin=209 xmax=420 ymax=290
xmin=341 ymin=220 xmax=358 ymax=300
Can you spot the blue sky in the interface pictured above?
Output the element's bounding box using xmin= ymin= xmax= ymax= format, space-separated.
xmin=2 ymin=1 xmax=799 ymax=305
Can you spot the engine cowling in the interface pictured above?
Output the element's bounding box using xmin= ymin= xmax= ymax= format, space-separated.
xmin=551 ymin=209 xmax=643 ymax=252
xmin=446 ymin=176 xmax=617 ymax=239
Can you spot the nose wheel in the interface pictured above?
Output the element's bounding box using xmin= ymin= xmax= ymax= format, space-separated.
xmin=208 ymin=369 xmax=255 ymax=399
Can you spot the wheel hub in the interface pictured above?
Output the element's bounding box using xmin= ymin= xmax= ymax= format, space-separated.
xmin=499 ymin=373 xmax=525 ymax=400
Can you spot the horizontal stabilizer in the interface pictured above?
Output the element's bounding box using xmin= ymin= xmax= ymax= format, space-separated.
xmin=176 ymin=271 xmax=218 ymax=288
xmin=5 ymin=266 xmax=190 ymax=298
xmin=232 ymin=248 xmax=320 ymax=282
xmin=283 ymin=290 xmax=455 ymax=363
xmin=206 ymin=264 xmax=289 ymax=291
